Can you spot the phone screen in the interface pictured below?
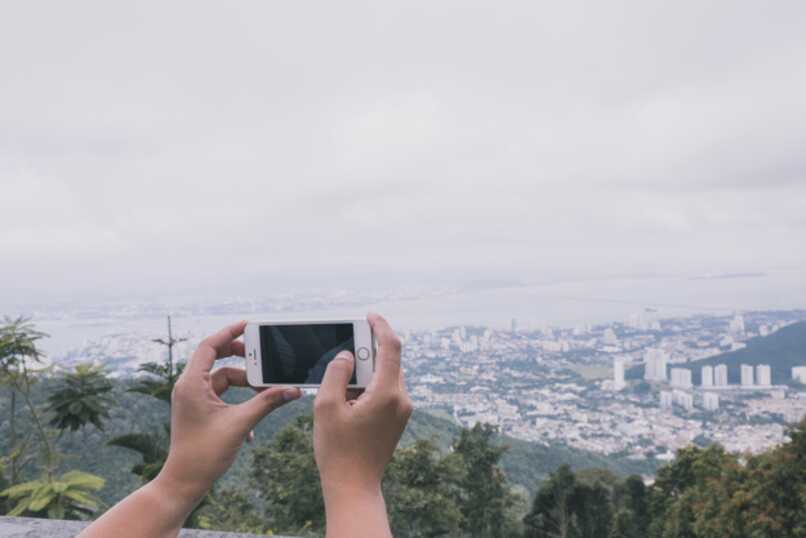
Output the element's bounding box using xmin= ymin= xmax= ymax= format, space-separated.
xmin=259 ymin=323 xmax=357 ymax=385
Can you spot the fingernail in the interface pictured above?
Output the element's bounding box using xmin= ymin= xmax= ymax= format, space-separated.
xmin=283 ymin=388 xmax=301 ymax=401
xmin=336 ymin=351 xmax=354 ymax=362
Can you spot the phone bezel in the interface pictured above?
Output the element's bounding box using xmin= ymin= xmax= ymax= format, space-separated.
xmin=244 ymin=318 xmax=374 ymax=389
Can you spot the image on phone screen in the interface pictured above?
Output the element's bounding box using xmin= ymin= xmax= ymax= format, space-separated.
xmin=259 ymin=323 xmax=357 ymax=384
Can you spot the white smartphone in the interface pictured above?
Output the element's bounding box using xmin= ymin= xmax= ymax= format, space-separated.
xmin=244 ymin=318 xmax=375 ymax=388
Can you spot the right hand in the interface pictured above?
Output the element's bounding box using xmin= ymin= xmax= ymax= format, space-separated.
xmin=313 ymin=313 xmax=413 ymax=493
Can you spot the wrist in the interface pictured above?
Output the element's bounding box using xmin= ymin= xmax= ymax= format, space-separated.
xmin=321 ymin=479 xmax=390 ymax=538
xmin=153 ymin=466 xmax=210 ymax=507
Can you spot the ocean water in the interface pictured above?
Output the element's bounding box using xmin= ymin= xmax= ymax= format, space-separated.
xmin=31 ymin=268 xmax=806 ymax=360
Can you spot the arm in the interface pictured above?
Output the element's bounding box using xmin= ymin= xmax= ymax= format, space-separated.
xmin=78 ymin=321 xmax=301 ymax=538
xmin=313 ymin=313 xmax=413 ymax=538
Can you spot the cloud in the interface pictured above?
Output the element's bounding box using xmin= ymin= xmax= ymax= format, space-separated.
xmin=1 ymin=0 xmax=805 ymax=305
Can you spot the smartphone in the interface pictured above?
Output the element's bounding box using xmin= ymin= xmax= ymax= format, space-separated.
xmin=244 ymin=319 xmax=375 ymax=388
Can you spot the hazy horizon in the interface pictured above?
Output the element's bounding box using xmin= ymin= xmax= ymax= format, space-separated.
xmin=3 ymin=1 xmax=806 ymax=308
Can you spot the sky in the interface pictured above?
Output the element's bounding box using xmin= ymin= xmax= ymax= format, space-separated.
xmin=2 ymin=1 xmax=806 ymax=307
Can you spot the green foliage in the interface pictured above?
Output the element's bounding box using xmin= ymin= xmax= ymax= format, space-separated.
xmin=453 ymin=423 xmax=521 ymax=538
xmin=127 ymin=361 xmax=185 ymax=403
xmin=107 ymin=430 xmax=168 ymax=481
xmin=251 ymin=415 xmax=325 ymax=534
xmin=195 ymin=487 xmax=269 ymax=534
xmin=0 ymin=317 xmax=47 ymax=372
xmin=46 ymin=364 xmax=113 ymax=433
xmin=384 ymin=439 xmax=464 ymax=537
xmin=0 ymin=470 xmax=104 ymax=520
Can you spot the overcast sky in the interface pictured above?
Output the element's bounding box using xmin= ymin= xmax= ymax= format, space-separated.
xmin=2 ymin=1 xmax=805 ymax=306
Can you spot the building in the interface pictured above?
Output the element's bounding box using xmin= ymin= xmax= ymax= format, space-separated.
xmin=670 ymin=368 xmax=693 ymax=389
xmin=741 ymin=364 xmax=755 ymax=387
xmin=729 ymin=313 xmax=746 ymax=339
xmin=756 ymin=364 xmax=772 ymax=387
xmin=793 ymin=366 xmax=806 ymax=384
xmin=673 ymin=390 xmax=694 ymax=411
xmin=701 ymin=366 xmax=714 ymax=387
xmin=660 ymin=391 xmax=674 ymax=409
xmin=613 ymin=357 xmax=626 ymax=391
xmin=603 ymin=328 xmax=619 ymax=345
xmin=703 ymin=392 xmax=720 ymax=411
xmin=644 ymin=349 xmax=669 ymax=382
xmin=511 ymin=318 xmax=519 ymax=333
xmin=715 ymin=364 xmax=729 ymax=386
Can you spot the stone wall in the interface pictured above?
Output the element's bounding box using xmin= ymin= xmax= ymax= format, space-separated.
xmin=0 ymin=517 xmax=294 ymax=538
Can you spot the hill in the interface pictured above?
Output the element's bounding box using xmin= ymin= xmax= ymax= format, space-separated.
xmin=628 ymin=320 xmax=806 ymax=385
xmin=0 ymin=377 xmax=655 ymax=504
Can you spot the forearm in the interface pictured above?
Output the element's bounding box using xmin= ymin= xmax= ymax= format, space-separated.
xmin=77 ymin=474 xmax=206 ymax=538
xmin=323 ymin=481 xmax=392 ymax=538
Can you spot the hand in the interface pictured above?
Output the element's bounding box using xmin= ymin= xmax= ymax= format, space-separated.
xmin=313 ymin=313 xmax=413 ymax=495
xmin=158 ymin=321 xmax=302 ymax=499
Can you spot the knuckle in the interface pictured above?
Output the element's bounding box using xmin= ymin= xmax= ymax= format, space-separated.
xmin=314 ymin=395 xmax=337 ymax=415
xmin=399 ymin=398 xmax=414 ymax=418
xmin=387 ymin=335 xmax=402 ymax=353
xmin=380 ymin=392 xmax=401 ymax=410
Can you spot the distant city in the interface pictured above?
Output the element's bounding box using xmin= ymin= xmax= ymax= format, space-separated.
xmin=46 ymin=306 xmax=806 ymax=465
xmin=402 ymin=310 xmax=806 ymax=462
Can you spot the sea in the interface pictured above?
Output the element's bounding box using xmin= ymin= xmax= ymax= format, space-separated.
xmin=27 ymin=267 xmax=806 ymax=361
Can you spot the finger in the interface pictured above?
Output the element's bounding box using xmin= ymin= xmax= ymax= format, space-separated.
xmin=399 ymin=366 xmax=408 ymax=395
xmin=366 ymin=313 xmax=402 ymax=390
xmin=246 ymin=430 xmax=255 ymax=443
xmin=236 ymin=386 xmax=302 ymax=432
xmin=188 ymin=321 xmax=247 ymax=375
xmin=230 ymin=341 xmax=245 ymax=357
xmin=211 ymin=367 xmax=249 ymax=396
xmin=315 ymin=351 xmax=354 ymax=411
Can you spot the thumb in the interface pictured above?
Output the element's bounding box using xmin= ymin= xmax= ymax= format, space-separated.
xmin=315 ymin=351 xmax=354 ymax=412
xmin=235 ymin=387 xmax=302 ymax=432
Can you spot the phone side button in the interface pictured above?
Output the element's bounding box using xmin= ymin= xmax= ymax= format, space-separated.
xmin=357 ymin=347 xmax=370 ymax=360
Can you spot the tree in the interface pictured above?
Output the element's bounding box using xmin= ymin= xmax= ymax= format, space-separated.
xmin=524 ymin=465 xmax=615 ymax=538
xmin=149 ymin=315 xmax=186 ymax=397
xmin=0 ymin=470 xmax=104 ymax=520
xmin=109 ymin=316 xmax=186 ymax=479
xmin=384 ymin=439 xmax=464 ymax=537
xmin=524 ymin=465 xmax=579 ymax=538
xmin=452 ymin=423 xmax=519 ymax=538
xmin=195 ymin=487 xmax=268 ymax=534
xmin=0 ymin=317 xmax=106 ymax=522
xmin=250 ymin=415 xmax=324 ymax=535
xmin=0 ymin=316 xmax=47 ymax=484
xmin=609 ymin=475 xmax=649 ymax=538
xmin=107 ymin=430 xmax=168 ymax=481
xmin=46 ymin=363 xmax=113 ymax=435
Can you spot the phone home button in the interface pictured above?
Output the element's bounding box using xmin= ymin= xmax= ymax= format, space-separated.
xmin=357 ymin=347 xmax=370 ymax=360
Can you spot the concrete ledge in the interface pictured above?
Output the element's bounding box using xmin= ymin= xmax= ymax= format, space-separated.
xmin=0 ymin=516 xmax=293 ymax=537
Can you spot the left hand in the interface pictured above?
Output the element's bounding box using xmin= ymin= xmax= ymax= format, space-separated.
xmin=158 ymin=320 xmax=301 ymax=499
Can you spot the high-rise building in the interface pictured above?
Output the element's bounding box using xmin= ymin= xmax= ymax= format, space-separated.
xmin=756 ymin=364 xmax=772 ymax=386
xmin=613 ymin=357 xmax=626 ymax=391
xmin=673 ymin=390 xmax=694 ymax=411
xmin=603 ymin=328 xmax=619 ymax=345
xmin=644 ymin=349 xmax=669 ymax=382
xmin=703 ymin=392 xmax=720 ymax=411
xmin=715 ymin=364 xmax=729 ymax=386
xmin=670 ymin=368 xmax=693 ymax=389
xmin=660 ymin=391 xmax=673 ymax=409
xmin=701 ymin=366 xmax=714 ymax=388
xmin=741 ymin=364 xmax=755 ymax=387
xmin=511 ymin=318 xmax=519 ymax=333
xmin=729 ymin=313 xmax=746 ymax=338
xmin=793 ymin=366 xmax=806 ymax=384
